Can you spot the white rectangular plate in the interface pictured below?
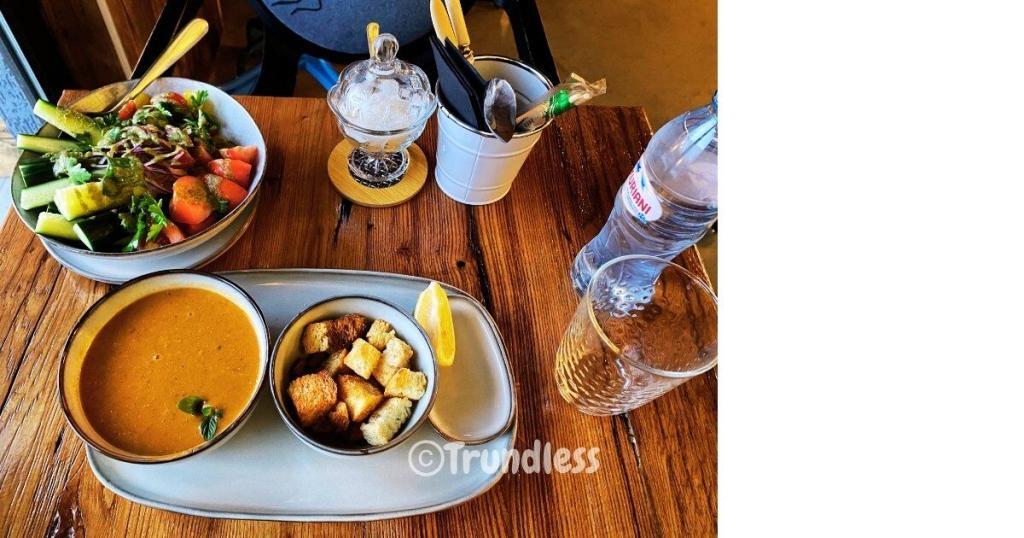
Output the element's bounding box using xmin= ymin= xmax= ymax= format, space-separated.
xmin=87 ymin=269 xmax=516 ymax=521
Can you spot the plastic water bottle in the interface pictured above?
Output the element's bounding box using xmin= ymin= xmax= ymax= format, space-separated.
xmin=571 ymin=95 xmax=718 ymax=293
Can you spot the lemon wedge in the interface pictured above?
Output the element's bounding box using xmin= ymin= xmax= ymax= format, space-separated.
xmin=415 ymin=281 xmax=456 ymax=366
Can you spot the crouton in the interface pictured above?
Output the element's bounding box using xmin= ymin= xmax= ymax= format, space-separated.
xmin=321 ymin=349 xmax=348 ymax=377
xmin=343 ymin=338 xmax=382 ymax=379
xmin=361 ymin=397 xmax=412 ymax=446
xmin=327 ymin=401 xmax=350 ymax=431
xmin=287 ymin=371 xmax=336 ymax=427
xmin=337 ymin=374 xmax=383 ymax=422
xmin=301 ymin=314 xmax=369 ymax=354
xmin=366 ymin=319 xmax=395 ymax=350
xmin=384 ymin=367 xmax=427 ymax=400
xmin=372 ymin=337 xmax=413 ymax=386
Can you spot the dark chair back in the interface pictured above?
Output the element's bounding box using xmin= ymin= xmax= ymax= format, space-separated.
xmin=252 ymin=0 xmax=437 ymax=58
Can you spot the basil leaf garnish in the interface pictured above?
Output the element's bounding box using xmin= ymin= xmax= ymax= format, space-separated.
xmin=179 ymin=397 xmax=223 ymax=441
xmin=177 ymin=396 xmax=204 ymax=415
xmin=200 ymin=411 xmax=222 ymax=441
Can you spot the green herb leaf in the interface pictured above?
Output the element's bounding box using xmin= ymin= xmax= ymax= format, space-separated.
xmin=200 ymin=410 xmax=222 ymax=441
xmin=121 ymin=193 xmax=169 ymax=252
xmin=153 ymin=102 xmax=175 ymax=118
xmin=177 ymin=395 xmax=204 ymax=415
xmin=66 ymin=164 xmax=92 ymax=184
xmin=144 ymin=199 xmax=168 ymax=242
xmin=52 ymin=152 xmax=80 ymax=175
xmin=180 ymin=398 xmax=222 ymax=441
xmin=98 ymin=125 xmax=122 ymax=147
xmin=95 ymin=112 xmax=121 ymax=129
xmin=188 ymin=90 xmax=209 ymax=110
xmin=131 ymin=105 xmax=171 ymax=127
xmin=51 ymin=152 xmax=94 ymax=184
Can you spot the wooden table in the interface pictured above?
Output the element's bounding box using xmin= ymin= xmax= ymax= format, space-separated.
xmin=0 ymin=94 xmax=717 ymax=536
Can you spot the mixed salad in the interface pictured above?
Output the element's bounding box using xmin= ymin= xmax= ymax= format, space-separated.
xmin=16 ymin=90 xmax=259 ymax=252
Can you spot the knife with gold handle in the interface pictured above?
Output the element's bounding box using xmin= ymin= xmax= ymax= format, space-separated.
xmin=445 ymin=0 xmax=473 ymax=62
xmin=430 ymin=0 xmax=457 ymax=44
xmin=75 ymin=18 xmax=209 ymax=114
xmin=366 ymin=22 xmax=380 ymax=57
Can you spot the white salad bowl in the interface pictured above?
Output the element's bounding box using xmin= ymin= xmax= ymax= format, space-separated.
xmin=59 ymin=270 xmax=270 ymax=464
xmin=10 ymin=77 xmax=267 ymax=282
xmin=270 ymin=295 xmax=438 ymax=457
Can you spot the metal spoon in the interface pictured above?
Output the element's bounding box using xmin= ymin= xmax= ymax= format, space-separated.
xmin=74 ymin=18 xmax=209 ymax=114
xmin=484 ymin=78 xmax=517 ymax=142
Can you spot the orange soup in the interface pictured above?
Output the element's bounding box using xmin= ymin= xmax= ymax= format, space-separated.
xmin=80 ymin=287 xmax=260 ymax=456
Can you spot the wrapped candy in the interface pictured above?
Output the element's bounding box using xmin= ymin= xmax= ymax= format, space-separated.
xmin=515 ymin=73 xmax=607 ymax=132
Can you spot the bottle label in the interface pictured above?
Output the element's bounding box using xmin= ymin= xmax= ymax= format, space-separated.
xmin=622 ymin=161 xmax=663 ymax=223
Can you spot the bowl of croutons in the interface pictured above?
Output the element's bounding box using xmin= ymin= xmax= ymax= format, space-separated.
xmin=270 ymin=295 xmax=437 ymax=455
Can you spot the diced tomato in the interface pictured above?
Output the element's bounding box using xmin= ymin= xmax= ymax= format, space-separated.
xmin=153 ymin=92 xmax=188 ymax=108
xmin=204 ymin=174 xmax=247 ymax=211
xmin=161 ymin=222 xmax=185 ymax=243
xmin=169 ymin=176 xmax=214 ymax=225
xmin=182 ymin=216 xmax=216 ymax=236
xmin=208 ymin=159 xmax=252 ymax=188
xmin=117 ymin=101 xmax=137 ymax=121
xmin=193 ymin=143 xmax=214 ymax=165
xmin=219 ymin=146 xmax=259 ymax=165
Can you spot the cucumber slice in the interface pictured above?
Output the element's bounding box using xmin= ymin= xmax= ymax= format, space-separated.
xmin=32 ymin=100 xmax=101 ymax=145
xmin=16 ymin=134 xmax=84 ymax=154
xmin=34 ymin=212 xmax=78 ymax=241
xmin=52 ymin=182 xmax=130 ymax=220
xmin=19 ymin=178 xmax=74 ymax=210
xmin=72 ymin=211 xmax=123 ymax=251
xmin=19 ymin=157 xmax=55 ymax=187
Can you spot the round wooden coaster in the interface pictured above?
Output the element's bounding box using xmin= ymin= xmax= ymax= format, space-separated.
xmin=328 ymin=140 xmax=428 ymax=207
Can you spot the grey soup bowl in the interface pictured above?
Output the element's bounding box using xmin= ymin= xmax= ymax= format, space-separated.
xmin=59 ymin=270 xmax=270 ymax=464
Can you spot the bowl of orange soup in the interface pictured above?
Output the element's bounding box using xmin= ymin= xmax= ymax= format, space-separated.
xmin=59 ymin=270 xmax=269 ymax=464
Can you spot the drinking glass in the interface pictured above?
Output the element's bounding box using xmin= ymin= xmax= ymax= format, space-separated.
xmin=555 ymin=255 xmax=718 ymax=415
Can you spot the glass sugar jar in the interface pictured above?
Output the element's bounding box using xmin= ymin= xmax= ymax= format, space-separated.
xmin=327 ymin=33 xmax=437 ymax=187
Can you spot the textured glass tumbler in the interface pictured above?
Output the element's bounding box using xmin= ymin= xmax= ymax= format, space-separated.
xmin=555 ymin=255 xmax=718 ymax=415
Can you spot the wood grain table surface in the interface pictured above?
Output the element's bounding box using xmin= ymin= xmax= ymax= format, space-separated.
xmin=0 ymin=93 xmax=717 ymax=537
